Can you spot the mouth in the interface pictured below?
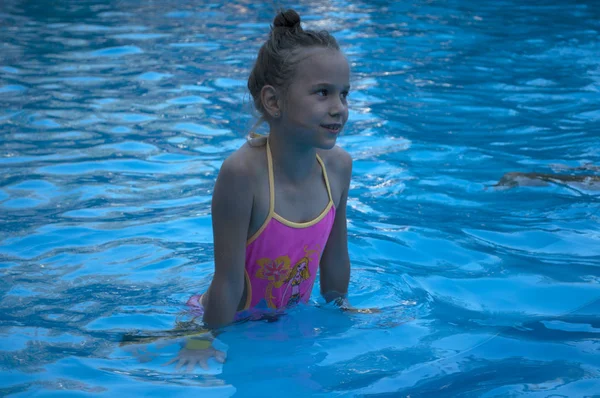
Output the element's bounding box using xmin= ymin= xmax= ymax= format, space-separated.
xmin=321 ymin=123 xmax=343 ymax=134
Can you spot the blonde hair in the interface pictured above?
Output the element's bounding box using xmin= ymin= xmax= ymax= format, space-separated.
xmin=247 ymin=116 xmax=265 ymax=139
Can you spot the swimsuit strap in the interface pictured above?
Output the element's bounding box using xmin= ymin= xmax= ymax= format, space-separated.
xmin=316 ymin=153 xmax=334 ymax=204
xmin=266 ymin=140 xmax=334 ymax=212
xmin=266 ymin=139 xmax=276 ymax=215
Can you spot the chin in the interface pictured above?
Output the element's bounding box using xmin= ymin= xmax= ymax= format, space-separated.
xmin=317 ymin=138 xmax=338 ymax=150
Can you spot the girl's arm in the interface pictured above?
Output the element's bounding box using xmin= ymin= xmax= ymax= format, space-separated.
xmin=319 ymin=149 xmax=352 ymax=303
xmin=319 ymin=149 xmax=379 ymax=314
xmin=202 ymin=152 xmax=254 ymax=329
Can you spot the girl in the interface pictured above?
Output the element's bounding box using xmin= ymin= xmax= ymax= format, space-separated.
xmin=192 ymin=8 xmax=356 ymax=330
xmin=124 ymin=9 xmax=376 ymax=371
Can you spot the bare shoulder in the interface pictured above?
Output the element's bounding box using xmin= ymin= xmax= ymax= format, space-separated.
xmin=318 ymin=145 xmax=353 ymax=183
xmin=217 ymin=141 xmax=264 ymax=183
xmin=318 ymin=145 xmax=352 ymax=207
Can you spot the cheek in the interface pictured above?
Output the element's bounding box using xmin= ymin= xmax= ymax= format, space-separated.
xmin=288 ymin=99 xmax=312 ymax=117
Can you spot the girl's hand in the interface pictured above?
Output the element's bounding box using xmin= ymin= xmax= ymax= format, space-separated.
xmin=164 ymin=337 xmax=226 ymax=372
xmin=342 ymin=306 xmax=381 ymax=314
xmin=333 ymin=296 xmax=381 ymax=314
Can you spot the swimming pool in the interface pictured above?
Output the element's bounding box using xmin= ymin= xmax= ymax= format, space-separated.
xmin=1 ymin=0 xmax=599 ymax=396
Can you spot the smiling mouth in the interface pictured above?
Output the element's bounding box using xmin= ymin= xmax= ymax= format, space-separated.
xmin=321 ymin=123 xmax=342 ymax=133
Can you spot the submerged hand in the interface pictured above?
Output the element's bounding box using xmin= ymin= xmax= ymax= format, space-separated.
xmin=122 ymin=345 xmax=158 ymax=363
xmin=332 ymin=296 xmax=381 ymax=314
xmin=164 ymin=338 xmax=226 ymax=372
xmin=342 ymin=306 xmax=381 ymax=314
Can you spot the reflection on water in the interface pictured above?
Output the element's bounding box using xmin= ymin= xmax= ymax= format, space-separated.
xmin=1 ymin=0 xmax=599 ymax=396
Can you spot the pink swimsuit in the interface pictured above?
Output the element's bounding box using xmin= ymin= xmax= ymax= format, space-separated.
xmin=188 ymin=140 xmax=336 ymax=318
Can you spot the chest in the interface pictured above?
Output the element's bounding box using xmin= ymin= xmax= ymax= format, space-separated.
xmin=247 ymin=167 xmax=335 ymax=240
xmin=273 ymin=175 xmax=330 ymax=221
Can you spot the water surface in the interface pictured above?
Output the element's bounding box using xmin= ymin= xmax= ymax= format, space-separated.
xmin=1 ymin=0 xmax=599 ymax=396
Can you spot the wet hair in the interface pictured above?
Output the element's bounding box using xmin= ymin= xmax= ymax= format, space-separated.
xmin=247 ymin=9 xmax=340 ymax=118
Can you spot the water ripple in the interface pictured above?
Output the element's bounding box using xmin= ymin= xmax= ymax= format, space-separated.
xmin=1 ymin=0 xmax=599 ymax=396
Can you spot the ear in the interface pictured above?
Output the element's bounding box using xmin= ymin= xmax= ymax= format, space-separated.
xmin=260 ymin=85 xmax=281 ymax=119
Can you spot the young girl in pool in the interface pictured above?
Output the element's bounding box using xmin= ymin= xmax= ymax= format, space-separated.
xmin=128 ymin=9 xmax=376 ymax=370
xmin=187 ymin=8 xmax=358 ymax=331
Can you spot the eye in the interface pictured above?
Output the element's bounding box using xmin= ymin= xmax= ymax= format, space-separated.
xmin=317 ymin=89 xmax=328 ymax=96
xmin=341 ymin=91 xmax=349 ymax=99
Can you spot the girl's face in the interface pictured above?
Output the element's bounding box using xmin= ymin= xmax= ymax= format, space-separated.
xmin=279 ymin=47 xmax=350 ymax=150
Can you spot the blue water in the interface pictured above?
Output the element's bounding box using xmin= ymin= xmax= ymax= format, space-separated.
xmin=1 ymin=0 xmax=599 ymax=396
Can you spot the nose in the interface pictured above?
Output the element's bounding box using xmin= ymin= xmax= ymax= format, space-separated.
xmin=329 ymin=95 xmax=346 ymax=117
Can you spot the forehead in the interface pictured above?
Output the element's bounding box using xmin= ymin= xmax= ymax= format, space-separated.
xmin=292 ymin=47 xmax=349 ymax=86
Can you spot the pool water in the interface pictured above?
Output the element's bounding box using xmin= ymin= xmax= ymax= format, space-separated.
xmin=1 ymin=0 xmax=599 ymax=396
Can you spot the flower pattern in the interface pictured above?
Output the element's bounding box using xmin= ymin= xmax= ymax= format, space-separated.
xmin=255 ymin=256 xmax=291 ymax=285
xmin=254 ymin=245 xmax=321 ymax=308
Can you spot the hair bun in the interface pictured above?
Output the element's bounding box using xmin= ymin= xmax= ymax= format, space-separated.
xmin=273 ymin=9 xmax=301 ymax=29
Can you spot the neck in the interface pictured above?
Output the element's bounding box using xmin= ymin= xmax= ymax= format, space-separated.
xmin=268 ymin=132 xmax=317 ymax=183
